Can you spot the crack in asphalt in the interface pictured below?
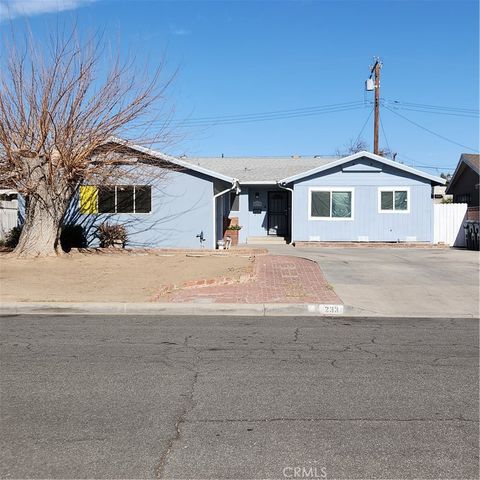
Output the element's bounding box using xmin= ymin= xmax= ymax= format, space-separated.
xmin=353 ymin=336 xmax=378 ymax=358
xmin=155 ymin=370 xmax=199 ymax=479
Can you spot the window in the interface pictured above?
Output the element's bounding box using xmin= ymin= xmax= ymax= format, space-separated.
xmin=454 ymin=194 xmax=470 ymax=204
xmin=98 ymin=187 xmax=115 ymax=213
xmin=378 ymin=188 xmax=410 ymax=213
xmin=309 ymin=188 xmax=354 ymax=220
xmin=80 ymin=185 xmax=152 ymax=214
xmin=230 ymin=191 xmax=240 ymax=211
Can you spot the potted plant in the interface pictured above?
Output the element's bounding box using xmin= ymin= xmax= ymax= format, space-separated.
xmin=224 ymin=224 xmax=242 ymax=247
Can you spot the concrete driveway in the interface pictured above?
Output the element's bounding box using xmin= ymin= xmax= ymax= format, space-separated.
xmin=267 ymin=246 xmax=479 ymax=317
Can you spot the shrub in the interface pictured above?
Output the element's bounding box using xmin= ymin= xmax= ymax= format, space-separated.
xmin=60 ymin=224 xmax=87 ymax=251
xmin=96 ymin=223 xmax=128 ymax=248
xmin=4 ymin=225 xmax=23 ymax=248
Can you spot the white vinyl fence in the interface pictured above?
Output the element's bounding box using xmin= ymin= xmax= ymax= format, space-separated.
xmin=433 ymin=203 xmax=468 ymax=247
xmin=0 ymin=209 xmax=18 ymax=240
xmin=0 ymin=191 xmax=19 ymax=240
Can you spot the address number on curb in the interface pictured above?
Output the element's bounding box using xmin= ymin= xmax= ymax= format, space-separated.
xmin=308 ymin=304 xmax=344 ymax=315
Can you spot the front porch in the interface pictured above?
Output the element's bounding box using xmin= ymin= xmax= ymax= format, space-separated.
xmin=221 ymin=185 xmax=292 ymax=246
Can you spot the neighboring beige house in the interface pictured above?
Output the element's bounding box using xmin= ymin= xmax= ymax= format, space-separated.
xmin=432 ymin=185 xmax=452 ymax=204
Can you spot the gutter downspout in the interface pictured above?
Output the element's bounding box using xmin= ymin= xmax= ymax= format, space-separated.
xmin=213 ymin=179 xmax=240 ymax=249
xmin=278 ymin=182 xmax=294 ymax=245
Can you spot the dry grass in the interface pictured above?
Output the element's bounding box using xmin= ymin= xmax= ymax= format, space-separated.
xmin=0 ymin=251 xmax=252 ymax=302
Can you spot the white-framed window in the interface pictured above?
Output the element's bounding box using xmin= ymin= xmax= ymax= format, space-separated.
xmin=308 ymin=187 xmax=354 ymax=220
xmin=378 ymin=187 xmax=410 ymax=213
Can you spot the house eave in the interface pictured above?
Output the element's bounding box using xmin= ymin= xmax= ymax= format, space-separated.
xmin=106 ymin=137 xmax=238 ymax=184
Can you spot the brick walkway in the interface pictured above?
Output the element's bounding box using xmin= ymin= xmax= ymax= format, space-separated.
xmin=161 ymin=255 xmax=341 ymax=304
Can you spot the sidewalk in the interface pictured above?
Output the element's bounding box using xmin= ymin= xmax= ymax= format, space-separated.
xmin=158 ymin=255 xmax=341 ymax=304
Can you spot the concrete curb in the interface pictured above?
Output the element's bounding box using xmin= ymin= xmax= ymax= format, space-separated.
xmin=0 ymin=302 xmax=345 ymax=317
xmin=0 ymin=302 xmax=476 ymax=318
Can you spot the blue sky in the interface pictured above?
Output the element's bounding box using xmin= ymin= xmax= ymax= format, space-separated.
xmin=1 ymin=0 xmax=478 ymax=172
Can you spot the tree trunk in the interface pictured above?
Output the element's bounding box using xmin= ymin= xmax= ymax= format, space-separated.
xmin=13 ymin=163 xmax=74 ymax=257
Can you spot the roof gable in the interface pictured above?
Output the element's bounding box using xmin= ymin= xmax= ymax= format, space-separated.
xmin=279 ymin=151 xmax=445 ymax=185
xmin=445 ymin=153 xmax=480 ymax=194
xmin=342 ymin=163 xmax=382 ymax=173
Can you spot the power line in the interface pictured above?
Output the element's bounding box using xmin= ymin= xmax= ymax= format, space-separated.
xmin=388 ymin=100 xmax=479 ymax=114
xmin=166 ymin=97 xmax=478 ymax=128
xmin=172 ymin=103 xmax=367 ymax=127
xmin=379 ymin=115 xmax=391 ymax=153
xmin=383 ymin=99 xmax=479 ymax=118
xmin=385 ymin=105 xmax=478 ymax=118
xmin=354 ymin=107 xmax=374 ymax=145
xmin=177 ymin=101 xmax=365 ymax=123
xmin=384 ymin=105 xmax=478 ymax=152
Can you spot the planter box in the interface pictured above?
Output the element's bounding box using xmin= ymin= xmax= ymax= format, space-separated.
xmin=224 ymin=230 xmax=239 ymax=247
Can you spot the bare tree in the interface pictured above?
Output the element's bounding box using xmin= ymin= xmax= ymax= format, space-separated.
xmin=335 ymin=138 xmax=370 ymax=156
xmin=0 ymin=27 xmax=174 ymax=256
xmin=377 ymin=147 xmax=396 ymax=160
xmin=336 ymin=139 xmax=397 ymax=160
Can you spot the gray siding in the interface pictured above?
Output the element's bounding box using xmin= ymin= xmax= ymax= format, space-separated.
xmin=292 ymin=158 xmax=434 ymax=242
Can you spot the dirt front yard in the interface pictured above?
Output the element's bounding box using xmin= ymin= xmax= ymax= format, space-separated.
xmin=0 ymin=251 xmax=253 ymax=303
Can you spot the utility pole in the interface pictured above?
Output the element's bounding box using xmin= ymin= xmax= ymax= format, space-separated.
xmin=371 ymin=58 xmax=382 ymax=155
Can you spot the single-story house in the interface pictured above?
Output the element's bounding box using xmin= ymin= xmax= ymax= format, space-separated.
xmin=74 ymin=138 xmax=445 ymax=248
xmin=445 ymin=153 xmax=479 ymax=220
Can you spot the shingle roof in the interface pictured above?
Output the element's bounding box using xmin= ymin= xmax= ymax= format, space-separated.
xmin=185 ymin=156 xmax=340 ymax=183
xmin=187 ymin=151 xmax=445 ymax=186
xmin=105 ymin=137 xmax=237 ymax=184
xmin=461 ymin=153 xmax=480 ymax=174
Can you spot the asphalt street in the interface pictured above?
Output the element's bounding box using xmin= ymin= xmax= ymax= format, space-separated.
xmin=1 ymin=315 xmax=478 ymax=479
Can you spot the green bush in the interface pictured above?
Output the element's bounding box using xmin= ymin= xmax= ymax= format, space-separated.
xmin=96 ymin=223 xmax=127 ymax=248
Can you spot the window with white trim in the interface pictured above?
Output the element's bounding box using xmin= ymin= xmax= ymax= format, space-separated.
xmin=378 ymin=188 xmax=409 ymax=213
xmin=310 ymin=188 xmax=353 ymax=219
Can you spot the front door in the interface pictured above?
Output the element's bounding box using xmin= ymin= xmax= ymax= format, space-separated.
xmin=268 ymin=191 xmax=288 ymax=236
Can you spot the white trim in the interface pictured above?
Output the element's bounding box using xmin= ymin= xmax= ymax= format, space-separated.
xmin=241 ymin=181 xmax=278 ymax=185
xmin=378 ymin=187 xmax=411 ymax=214
xmin=308 ymin=187 xmax=355 ymax=221
xmin=279 ymin=151 xmax=445 ymax=185
xmin=213 ymin=181 xmax=238 ymax=248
